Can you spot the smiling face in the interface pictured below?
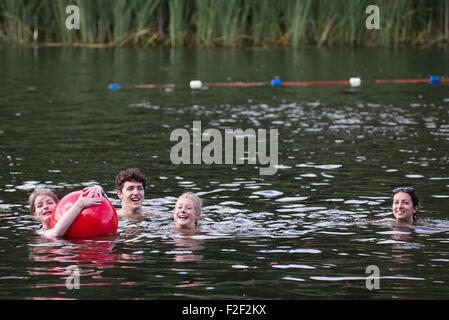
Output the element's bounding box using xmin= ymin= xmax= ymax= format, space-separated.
xmin=33 ymin=195 xmax=57 ymax=229
xmin=392 ymin=191 xmax=418 ymax=223
xmin=173 ymin=196 xmax=200 ymax=230
xmin=117 ymin=181 xmax=145 ymax=214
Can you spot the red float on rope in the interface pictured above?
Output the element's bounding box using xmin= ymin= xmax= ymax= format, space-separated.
xmin=135 ymin=84 xmax=175 ymax=88
xmin=204 ymin=81 xmax=265 ymax=87
xmin=282 ymin=80 xmax=350 ymax=86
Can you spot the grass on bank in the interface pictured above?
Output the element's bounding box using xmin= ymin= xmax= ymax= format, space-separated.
xmin=0 ymin=0 xmax=448 ymax=48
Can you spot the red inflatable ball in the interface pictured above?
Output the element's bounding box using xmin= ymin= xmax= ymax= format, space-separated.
xmin=51 ymin=190 xmax=118 ymax=238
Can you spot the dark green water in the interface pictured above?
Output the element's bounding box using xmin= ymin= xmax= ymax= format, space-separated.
xmin=1 ymin=45 xmax=449 ymax=299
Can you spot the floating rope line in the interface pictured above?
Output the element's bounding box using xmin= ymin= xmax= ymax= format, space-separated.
xmin=135 ymin=84 xmax=176 ymax=89
xmin=281 ymin=80 xmax=352 ymax=86
xmin=108 ymin=76 xmax=447 ymax=91
xmin=375 ymin=78 xmax=449 ymax=84
xmin=203 ymin=81 xmax=266 ymax=87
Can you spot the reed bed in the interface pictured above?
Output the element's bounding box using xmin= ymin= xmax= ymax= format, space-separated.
xmin=0 ymin=0 xmax=448 ymax=47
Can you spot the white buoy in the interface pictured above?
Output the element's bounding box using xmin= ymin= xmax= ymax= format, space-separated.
xmin=349 ymin=77 xmax=361 ymax=87
xmin=189 ymin=80 xmax=202 ymax=89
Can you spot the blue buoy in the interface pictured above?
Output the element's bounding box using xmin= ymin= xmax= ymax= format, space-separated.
xmin=429 ymin=76 xmax=440 ymax=84
xmin=270 ymin=79 xmax=282 ymax=87
xmin=108 ymin=83 xmax=121 ymax=91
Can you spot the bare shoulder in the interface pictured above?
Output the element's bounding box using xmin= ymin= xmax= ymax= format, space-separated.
xmin=414 ymin=220 xmax=449 ymax=228
xmin=142 ymin=208 xmax=166 ymax=216
xmin=370 ymin=218 xmax=396 ymax=223
xmin=200 ymin=226 xmax=226 ymax=236
xmin=37 ymin=228 xmax=57 ymax=237
xmin=117 ymin=210 xmax=144 ymax=221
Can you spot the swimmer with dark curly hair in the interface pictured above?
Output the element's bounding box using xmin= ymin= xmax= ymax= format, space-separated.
xmin=115 ymin=168 xmax=161 ymax=219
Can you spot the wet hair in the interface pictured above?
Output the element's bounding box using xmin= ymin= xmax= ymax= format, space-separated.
xmin=391 ymin=187 xmax=420 ymax=220
xmin=29 ymin=188 xmax=59 ymax=214
xmin=115 ymin=168 xmax=147 ymax=191
xmin=176 ymin=192 xmax=203 ymax=226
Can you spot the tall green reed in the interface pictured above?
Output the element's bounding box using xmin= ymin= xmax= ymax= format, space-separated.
xmin=0 ymin=0 xmax=447 ymax=47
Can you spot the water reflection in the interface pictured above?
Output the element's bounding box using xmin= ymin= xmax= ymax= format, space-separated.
xmin=381 ymin=224 xmax=421 ymax=299
xmin=169 ymin=232 xmax=206 ymax=297
xmin=27 ymin=234 xmax=120 ymax=294
xmin=170 ymin=232 xmax=205 ymax=263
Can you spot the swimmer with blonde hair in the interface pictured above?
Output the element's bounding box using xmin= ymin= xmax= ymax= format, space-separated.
xmin=29 ymin=186 xmax=103 ymax=237
xmin=173 ymin=192 xmax=202 ymax=230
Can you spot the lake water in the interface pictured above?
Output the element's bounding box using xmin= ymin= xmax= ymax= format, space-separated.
xmin=1 ymin=45 xmax=449 ymax=300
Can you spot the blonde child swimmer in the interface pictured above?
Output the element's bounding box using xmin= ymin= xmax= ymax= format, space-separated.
xmin=173 ymin=192 xmax=202 ymax=231
xmin=172 ymin=192 xmax=223 ymax=236
xmin=29 ymin=185 xmax=103 ymax=237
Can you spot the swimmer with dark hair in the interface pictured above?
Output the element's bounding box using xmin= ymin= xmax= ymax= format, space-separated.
xmin=115 ymin=168 xmax=160 ymax=219
xmin=391 ymin=187 xmax=420 ymax=223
